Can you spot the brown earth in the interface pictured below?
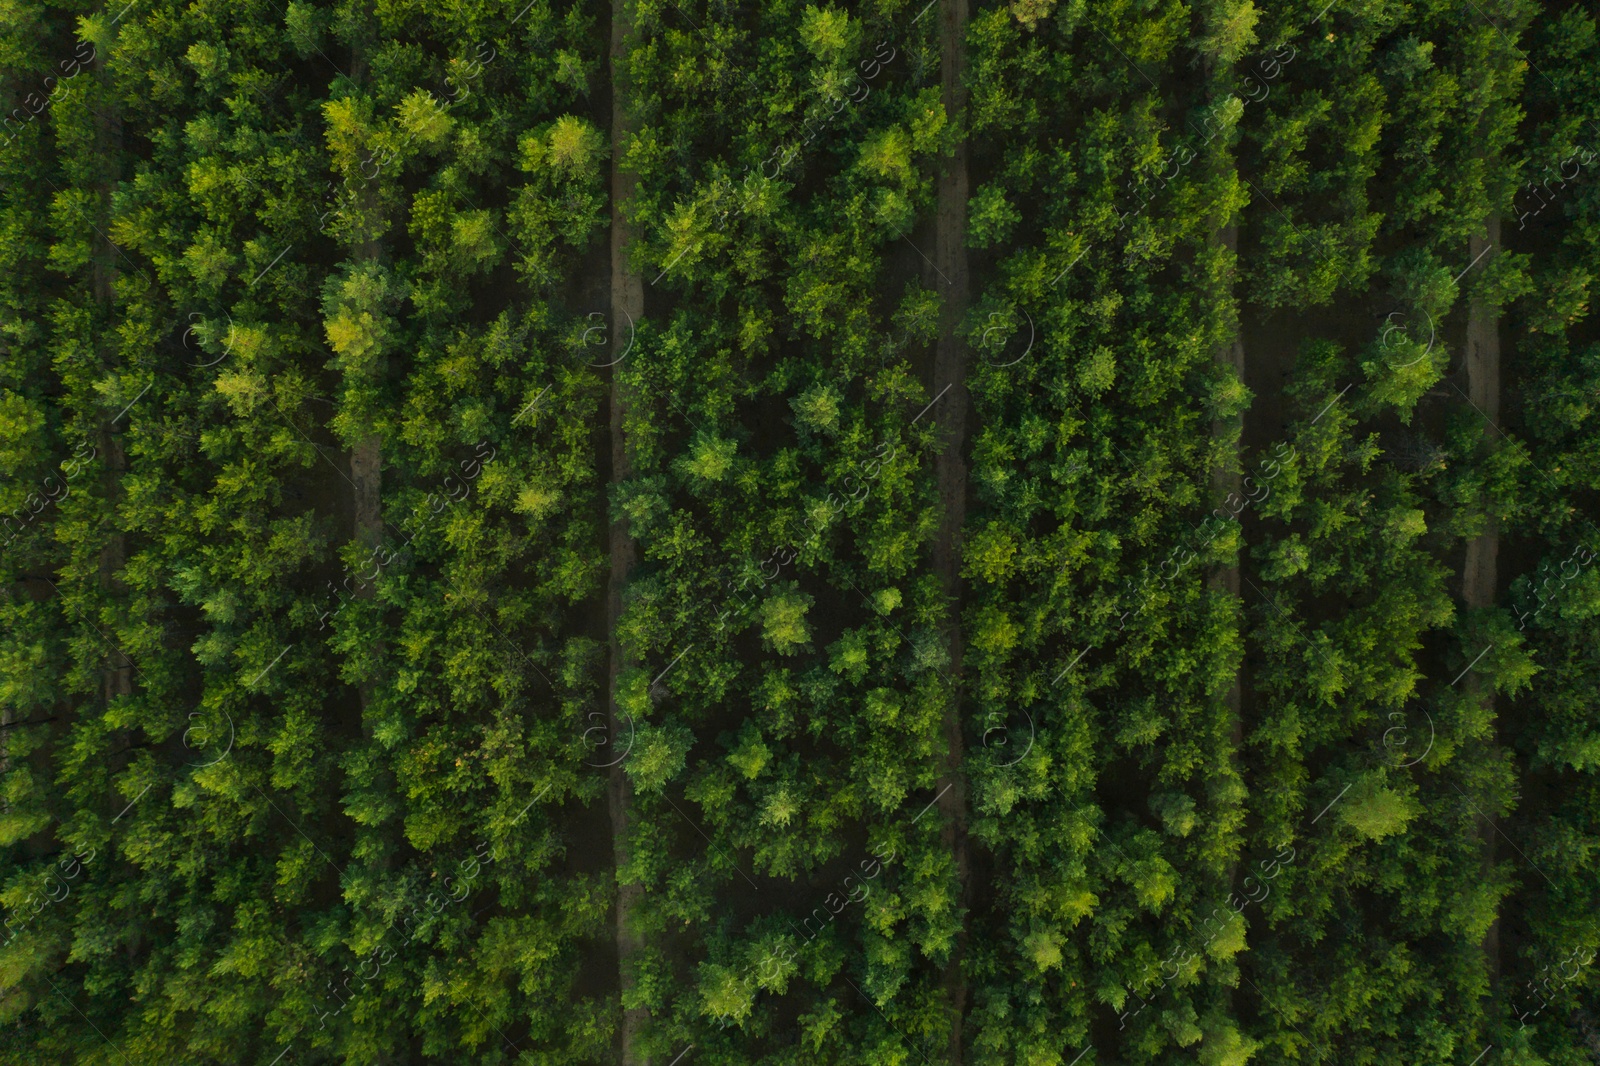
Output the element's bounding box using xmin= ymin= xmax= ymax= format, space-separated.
xmin=608 ymin=0 xmax=649 ymax=1058
xmin=932 ymin=0 xmax=971 ymax=1059
xmin=1462 ymin=218 xmax=1501 ymax=985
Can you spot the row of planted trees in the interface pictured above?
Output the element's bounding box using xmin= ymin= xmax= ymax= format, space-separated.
xmin=2 ymin=0 xmax=615 ymax=1060
xmin=2 ymin=0 xmax=1599 ymax=1064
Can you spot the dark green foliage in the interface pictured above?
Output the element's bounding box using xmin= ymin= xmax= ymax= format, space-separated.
xmin=3 ymin=1 xmax=1598 ymax=1064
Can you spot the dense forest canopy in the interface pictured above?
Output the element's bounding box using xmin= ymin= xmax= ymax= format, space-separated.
xmin=1 ymin=0 xmax=1598 ymax=1063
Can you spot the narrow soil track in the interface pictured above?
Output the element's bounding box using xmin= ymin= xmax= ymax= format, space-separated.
xmin=1462 ymin=218 xmax=1501 ymax=984
xmin=608 ymin=0 xmax=649 ymax=1059
xmin=1462 ymin=220 xmax=1501 ymax=613
xmin=1212 ymin=179 xmax=1246 ymax=1039
xmin=1211 ymin=222 xmax=1243 ymax=726
xmin=348 ymin=32 xmax=385 ymax=714
xmin=932 ymin=0 xmax=970 ymax=1059
xmin=91 ymin=44 xmax=132 ymax=707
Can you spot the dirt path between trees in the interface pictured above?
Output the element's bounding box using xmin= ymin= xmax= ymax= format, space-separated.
xmin=1463 ymin=220 xmax=1501 ymax=614
xmin=1463 ymin=219 xmax=1501 ymax=985
xmin=608 ymin=0 xmax=648 ymax=1059
xmin=932 ymin=0 xmax=971 ymax=1059
xmin=1212 ymin=222 xmax=1244 ymax=729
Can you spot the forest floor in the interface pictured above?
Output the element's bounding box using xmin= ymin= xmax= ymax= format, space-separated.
xmin=932 ymin=0 xmax=971 ymax=1057
xmin=608 ymin=0 xmax=647 ymax=1057
xmin=1463 ymin=219 xmax=1502 ymax=982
